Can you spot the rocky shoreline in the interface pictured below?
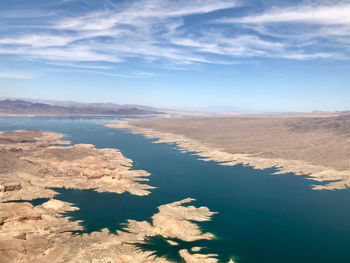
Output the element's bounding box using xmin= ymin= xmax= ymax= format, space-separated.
xmin=0 ymin=129 xmax=220 ymax=262
xmin=105 ymin=119 xmax=350 ymax=190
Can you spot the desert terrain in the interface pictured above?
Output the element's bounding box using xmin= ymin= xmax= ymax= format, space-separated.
xmin=106 ymin=113 xmax=350 ymax=190
xmin=0 ymin=130 xmax=218 ymax=263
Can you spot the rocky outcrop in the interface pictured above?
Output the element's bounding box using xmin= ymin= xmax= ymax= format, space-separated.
xmin=0 ymin=198 xmax=218 ymax=263
xmin=0 ymin=203 xmax=41 ymax=226
xmin=151 ymin=198 xmax=216 ymax=241
xmin=179 ymin=249 xmax=218 ymax=263
xmin=123 ymin=198 xmax=216 ymax=242
xmin=0 ymin=130 xmax=153 ymax=202
xmin=0 ymin=130 xmax=219 ymax=262
xmin=0 ymin=182 xmax=22 ymax=192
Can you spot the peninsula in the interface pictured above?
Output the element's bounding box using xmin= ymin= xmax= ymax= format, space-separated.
xmin=106 ymin=113 xmax=350 ymax=190
xmin=0 ymin=129 xmax=218 ymax=262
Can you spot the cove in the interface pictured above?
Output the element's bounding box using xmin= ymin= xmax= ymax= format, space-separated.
xmin=1 ymin=117 xmax=350 ymax=263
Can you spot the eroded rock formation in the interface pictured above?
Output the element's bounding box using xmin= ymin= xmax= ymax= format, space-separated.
xmin=0 ymin=129 xmax=153 ymax=202
xmin=0 ymin=130 xmax=219 ymax=262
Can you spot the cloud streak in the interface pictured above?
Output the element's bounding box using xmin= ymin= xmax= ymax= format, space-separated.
xmin=0 ymin=71 xmax=33 ymax=79
xmin=0 ymin=9 xmax=56 ymax=18
xmin=216 ymin=1 xmax=350 ymax=59
xmin=0 ymin=0 xmax=348 ymax=79
xmin=218 ymin=3 xmax=350 ymax=25
xmin=0 ymin=35 xmax=74 ymax=47
xmin=49 ymin=68 xmax=156 ymax=79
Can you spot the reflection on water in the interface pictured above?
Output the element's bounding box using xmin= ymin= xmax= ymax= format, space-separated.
xmin=1 ymin=117 xmax=350 ymax=263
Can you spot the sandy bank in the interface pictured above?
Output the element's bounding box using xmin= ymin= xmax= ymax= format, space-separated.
xmin=105 ymin=117 xmax=350 ymax=190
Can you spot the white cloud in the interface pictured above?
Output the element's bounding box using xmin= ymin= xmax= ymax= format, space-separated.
xmin=0 ymin=1 xmax=240 ymax=64
xmin=50 ymin=68 xmax=156 ymax=78
xmin=170 ymin=33 xmax=284 ymax=55
xmin=92 ymin=70 xmax=156 ymax=78
xmin=31 ymin=46 xmax=121 ymax=62
xmin=0 ymin=9 xmax=56 ymax=18
xmin=129 ymin=0 xmax=239 ymax=18
xmin=167 ymin=31 xmax=338 ymax=60
xmin=0 ymin=0 xmax=348 ymax=74
xmin=278 ymin=52 xmax=336 ymax=60
xmin=40 ymin=61 xmax=114 ymax=70
xmin=218 ymin=3 xmax=350 ymax=25
xmin=0 ymin=34 xmax=74 ymax=47
xmin=215 ymin=2 xmax=350 ymax=59
xmin=0 ymin=45 xmax=121 ymax=62
xmin=54 ymin=0 xmax=239 ymax=31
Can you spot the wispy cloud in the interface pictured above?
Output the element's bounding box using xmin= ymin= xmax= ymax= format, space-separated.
xmin=40 ymin=61 xmax=115 ymax=70
xmin=0 ymin=9 xmax=56 ymax=18
xmin=0 ymin=0 xmax=348 ymax=79
xmin=216 ymin=1 xmax=350 ymax=59
xmin=0 ymin=45 xmax=121 ymax=62
xmin=0 ymin=0 xmax=240 ymax=66
xmin=49 ymin=68 xmax=156 ymax=79
xmin=54 ymin=0 xmax=239 ymax=31
xmin=0 ymin=71 xmax=33 ymax=79
xmin=168 ymin=32 xmax=284 ymax=56
xmin=87 ymin=70 xmax=156 ymax=79
xmin=0 ymin=34 xmax=74 ymax=47
xmin=218 ymin=3 xmax=350 ymax=25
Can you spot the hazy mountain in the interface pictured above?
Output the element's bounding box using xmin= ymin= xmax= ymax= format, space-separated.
xmin=25 ymin=99 xmax=159 ymax=112
xmin=0 ymin=99 xmax=163 ymax=116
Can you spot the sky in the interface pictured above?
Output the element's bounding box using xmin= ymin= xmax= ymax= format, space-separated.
xmin=0 ymin=0 xmax=349 ymax=112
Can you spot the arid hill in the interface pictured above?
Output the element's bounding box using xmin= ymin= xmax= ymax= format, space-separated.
xmin=106 ymin=113 xmax=350 ymax=190
xmin=0 ymin=99 xmax=163 ymax=116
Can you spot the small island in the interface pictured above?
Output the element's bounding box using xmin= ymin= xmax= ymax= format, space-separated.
xmin=0 ymin=130 xmax=218 ymax=262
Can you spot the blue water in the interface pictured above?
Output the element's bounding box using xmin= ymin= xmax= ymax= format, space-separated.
xmin=1 ymin=116 xmax=350 ymax=263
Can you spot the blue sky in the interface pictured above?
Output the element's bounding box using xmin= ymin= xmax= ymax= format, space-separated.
xmin=0 ymin=0 xmax=349 ymax=111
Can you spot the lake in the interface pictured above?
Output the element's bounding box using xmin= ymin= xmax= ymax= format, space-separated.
xmin=1 ymin=116 xmax=350 ymax=263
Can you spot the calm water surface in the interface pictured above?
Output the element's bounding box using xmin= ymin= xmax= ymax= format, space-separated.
xmin=1 ymin=117 xmax=350 ymax=263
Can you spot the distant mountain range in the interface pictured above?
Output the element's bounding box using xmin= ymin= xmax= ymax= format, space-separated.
xmin=0 ymin=98 xmax=348 ymax=117
xmin=0 ymin=99 xmax=164 ymax=116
